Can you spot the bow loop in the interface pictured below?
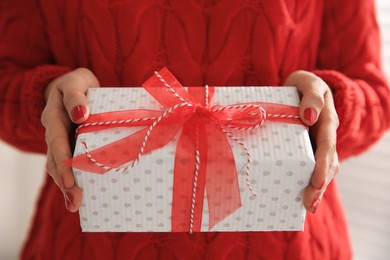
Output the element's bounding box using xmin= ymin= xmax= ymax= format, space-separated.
xmin=142 ymin=68 xmax=197 ymax=107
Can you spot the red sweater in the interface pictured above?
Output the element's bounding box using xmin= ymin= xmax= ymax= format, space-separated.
xmin=1 ymin=0 xmax=389 ymax=259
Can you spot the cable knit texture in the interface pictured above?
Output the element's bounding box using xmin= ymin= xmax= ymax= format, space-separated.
xmin=0 ymin=0 xmax=389 ymax=259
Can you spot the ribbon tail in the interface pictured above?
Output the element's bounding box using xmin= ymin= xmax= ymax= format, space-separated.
xmin=171 ymin=120 xmax=207 ymax=232
xmin=77 ymin=109 xmax=164 ymax=134
xmin=253 ymin=102 xmax=303 ymax=125
xmin=69 ymin=123 xmax=182 ymax=174
xmin=204 ymin=121 xmax=241 ymax=230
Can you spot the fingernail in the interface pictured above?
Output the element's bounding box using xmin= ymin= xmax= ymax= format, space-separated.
xmin=71 ymin=105 xmax=86 ymax=122
xmin=310 ymin=192 xmax=321 ymax=208
xmin=64 ymin=194 xmax=70 ymax=211
xmin=312 ymin=198 xmax=321 ymax=214
xmin=304 ymin=108 xmax=317 ymax=125
xmin=314 ymin=179 xmax=326 ymax=190
xmin=65 ymin=192 xmax=74 ymax=205
xmin=65 ymin=199 xmax=70 ymax=211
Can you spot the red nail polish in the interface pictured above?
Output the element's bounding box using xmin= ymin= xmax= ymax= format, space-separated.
xmin=304 ymin=108 xmax=317 ymax=125
xmin=71 ymin=105 xmax=86 ymax=122
xmin=310 ymin=192 xmax=321 ymax=208
xmin=312 ymin=199 xmax=321 ymax=214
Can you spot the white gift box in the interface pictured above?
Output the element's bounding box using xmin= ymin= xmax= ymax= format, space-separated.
xmin=72 ymin=86 xmax=315 ymax=232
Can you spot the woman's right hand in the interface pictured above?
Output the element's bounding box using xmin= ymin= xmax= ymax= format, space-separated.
xmin=41 ymin=68 xmax=100 ymax=212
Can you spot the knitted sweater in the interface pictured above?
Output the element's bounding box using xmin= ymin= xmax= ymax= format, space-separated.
xmin=0 ymin=0 xmax=389 ymax=259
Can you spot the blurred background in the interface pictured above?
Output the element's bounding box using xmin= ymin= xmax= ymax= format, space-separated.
xmin=1 ymin=1 xmax=390 ymax=260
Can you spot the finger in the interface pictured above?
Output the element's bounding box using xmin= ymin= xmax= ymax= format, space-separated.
xmin=49 ymin=136 xmax=83 ymax=212
xmin=43 ymin=88 xmax=76 ymax=190
xmin=64 ymin=186 xmax=83 ymax=212
xmin=304 ymin=150 xmax=339 ymax=214
xmin=284 ymin=71 xmax=329 ymax=126
xmin=46 ymin=151 xmax=61 ymax=189
xmin=49 ymin=148 xmax=83 ymax=212
xmin=310 ymin=130 xmax=336 ymax=191
xmin=50 ymin=135 xmax=74 ymax=188
xmin=311 ymin=93 xmax=339 ymax=189
xmin=64 ymin=91 xmax=90 ymax=124
xmin=47 ymin=150 xmax=78 ymax=212
xmin=51 ymin=137 xmax=83 ymax=213
xmin=325 ymin=152 xmax=340 ymax=185
xmin=60 ymin=68 xmax=100 ymax=124
xmin=304 ymin=113 xmax=338 ymax=214
xmin=303 ymin=184 xmax=323 ymax=213
xmin=311 ymin=139 xmax=334 ymax=190
xmin=333 ymin=152 xmax=340 ymax=175
xmin=300 ymin=90 xmax=325 ymax=126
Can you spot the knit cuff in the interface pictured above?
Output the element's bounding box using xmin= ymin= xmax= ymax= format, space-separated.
xmin=312 ymin=70 xmax=355 ymax=145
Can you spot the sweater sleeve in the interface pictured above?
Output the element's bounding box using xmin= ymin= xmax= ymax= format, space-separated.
xmin=312 ymin=0 xmax=390 ymax=161
xmin=0 ymin=0 xmax=71 ymax=154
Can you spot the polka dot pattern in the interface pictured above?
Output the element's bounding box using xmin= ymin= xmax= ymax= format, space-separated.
xmin=73 ymin=87 xmax=314 ymax=232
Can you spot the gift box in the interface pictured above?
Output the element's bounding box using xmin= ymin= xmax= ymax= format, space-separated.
xmin=71 ymin=68 xmax=315 ymax=232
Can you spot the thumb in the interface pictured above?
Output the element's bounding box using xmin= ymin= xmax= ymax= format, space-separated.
xmin=61 ymin=68 xmax=100 ymax=124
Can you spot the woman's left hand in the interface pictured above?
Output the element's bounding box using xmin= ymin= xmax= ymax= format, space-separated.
xmin=285 ymin=70 xmax=340 ymax=213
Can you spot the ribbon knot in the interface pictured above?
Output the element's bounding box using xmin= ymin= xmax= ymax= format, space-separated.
xmin=194 ymin=104 xmax=212 ymax=117
xmin=69 ymin=67 xmax=303 ymax=233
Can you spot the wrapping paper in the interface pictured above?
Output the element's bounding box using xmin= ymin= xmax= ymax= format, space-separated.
xmin=72 ymin=84 xmax=314 ymax=232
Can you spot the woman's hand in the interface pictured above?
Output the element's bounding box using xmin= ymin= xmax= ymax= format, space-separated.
xmin=285 ymin=70 xmax=340 ymax=214
xmin=41 ymin=68 xmax=100 ymax=212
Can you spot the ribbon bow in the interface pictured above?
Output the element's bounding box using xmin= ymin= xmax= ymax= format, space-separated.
xmin=70 ymin=67 xmax=303 ymax=232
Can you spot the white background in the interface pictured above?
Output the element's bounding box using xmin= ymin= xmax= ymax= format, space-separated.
xmin=1 ymin=2 xmax=390 ymax=259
